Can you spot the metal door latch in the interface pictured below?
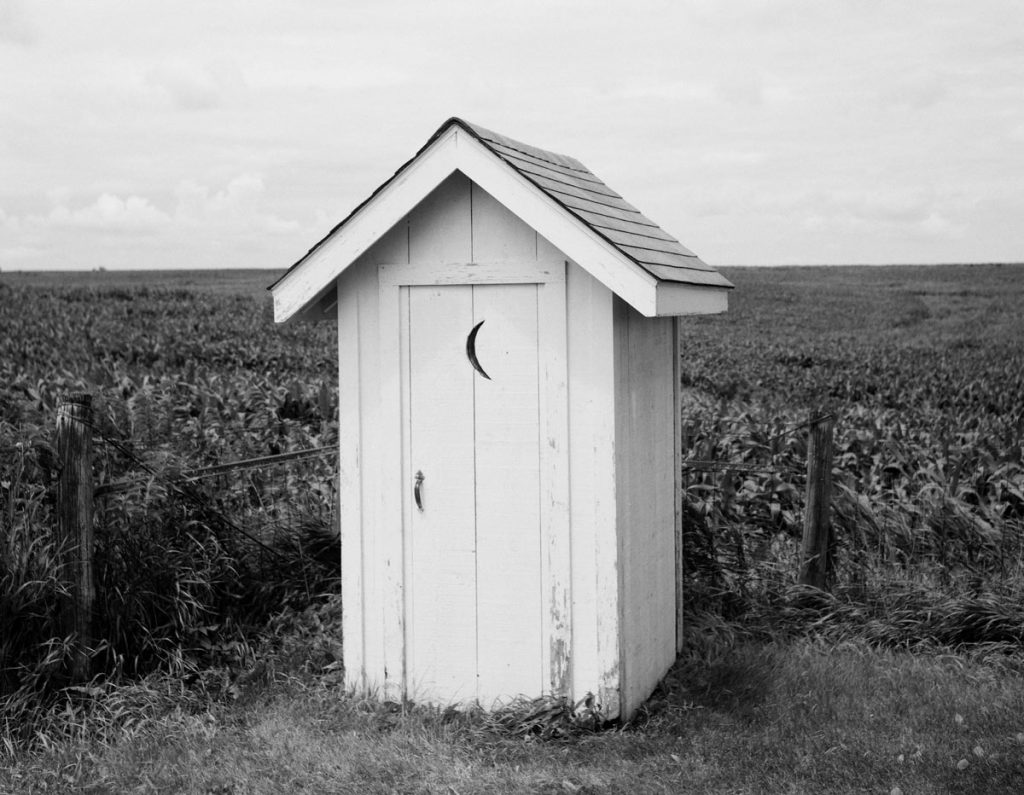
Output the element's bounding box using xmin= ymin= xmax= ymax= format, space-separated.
xmin=414 ymin=470 xmax=425 ymax=511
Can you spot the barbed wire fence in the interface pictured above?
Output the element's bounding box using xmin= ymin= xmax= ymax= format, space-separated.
xmin=677 ymin=409 xmax=837 ymax=613
xmin=39 ymin=392 xmax=340 ymax=676
xmin=91 ymin=405 xmax=340 ymax=577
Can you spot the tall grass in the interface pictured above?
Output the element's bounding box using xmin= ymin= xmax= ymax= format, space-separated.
xmin=1 ymin=432 xmax=339 ymax=751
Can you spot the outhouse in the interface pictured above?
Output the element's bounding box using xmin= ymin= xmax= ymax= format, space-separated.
xmin=269 ymin=118 xmax=732 ymax=720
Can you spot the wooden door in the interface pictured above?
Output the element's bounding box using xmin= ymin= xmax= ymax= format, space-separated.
xmin=403 ymin=282 xmax=544 ymax=706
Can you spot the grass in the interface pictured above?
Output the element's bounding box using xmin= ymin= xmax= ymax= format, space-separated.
xmin=3 ymin=608 xmax=1023 ymax=793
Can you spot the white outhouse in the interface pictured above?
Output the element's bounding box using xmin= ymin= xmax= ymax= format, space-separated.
xmin=270 ymin=118 xmax=732 ymax=720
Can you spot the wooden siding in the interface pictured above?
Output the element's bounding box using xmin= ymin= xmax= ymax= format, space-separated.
xmin=342 ymin=173 xmax=576 ymax=705
xmin=472 ymin=284 xmax=545 ymax=703
xmin=408 ymin=173 xmax=472 ymax=262
xmin=339 ymin=171 xmax=685 ymax=719
xmin=337 ymin=227 xmax=400 ymax=696
xmin=613 ymin=298 xmax=678 ymax=719
xmin=404 ymin=285 xmax=481 ymax=704
xmin=565 ymin=261 xmax=621 ymax=718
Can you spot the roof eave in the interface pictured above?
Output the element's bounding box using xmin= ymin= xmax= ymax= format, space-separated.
xmin=270 ymin=124 xmax=463 ymax=322
xmin=271 ymin=118 xmax=732 ymax=321
xmin=269 ymin=118 xmax=476 ymax=293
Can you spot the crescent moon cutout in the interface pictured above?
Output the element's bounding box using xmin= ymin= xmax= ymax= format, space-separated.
xmin=466 ymin=320 xmax=492 ymax=380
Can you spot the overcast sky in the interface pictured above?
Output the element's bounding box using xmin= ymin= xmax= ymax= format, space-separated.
xmin=1 ymin=1 xmax=1022 ymax=271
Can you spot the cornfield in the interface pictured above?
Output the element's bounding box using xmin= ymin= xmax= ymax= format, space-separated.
xmin=2 ymin=264 xmax=1023 ymax=748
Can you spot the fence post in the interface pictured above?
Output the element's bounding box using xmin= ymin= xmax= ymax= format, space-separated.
xmin=56 ymin=393 xmax=94 ymax=681
xmin=799 ymin=413 xmax=834 ymax=590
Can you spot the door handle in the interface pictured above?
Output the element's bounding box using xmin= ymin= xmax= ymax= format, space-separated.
xmin=414 ymin=470 xmax=425 ymax=511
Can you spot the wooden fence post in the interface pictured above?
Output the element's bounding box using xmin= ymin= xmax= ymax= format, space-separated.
xmin=799 ymin=413 xmax=834 ymax=590
xmin=56 ymin=393 xmax=94 ymax=681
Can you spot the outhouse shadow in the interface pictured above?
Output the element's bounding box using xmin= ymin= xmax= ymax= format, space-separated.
xmin=634 ymin=641 xmax=779 ymax=729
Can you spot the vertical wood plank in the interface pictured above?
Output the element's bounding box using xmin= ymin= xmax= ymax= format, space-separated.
xmin=406 ymin=285 xmax=479 ymax=704
xmin=471 ymin=183 xmax=538 ymax=262
xmin=56 ymin=393 xmax=94 ymax=683
xmin=408 ymin=172 xmax=472 ymax=263
xmin=535 ymin=267 xmax=572 ymax=698
xmin=374 ymin=219 xmax=411 ymax=265
xmin=341 ymin=231 xmax=411 ymax=696
xmin=565 ymin=262 xmax=597 ymax=704
xmin=381 ymin=284 xmax=410 ymax=699
xmin=537 ymin=234 xmax=561 ymax=264
xmin=398 ymin=285 xmax=413 ymax=700
xmin=337 ymin=271 xmax=365 ymax=692
xmin=375 ymin=265 xmax=403 ymax=699
xmin=674 ymin=317 xmax=685 ymax=655
xmin=612 ymin=300 xmax=630 ymax=720
xmin=474 ymin=283 xmax=545 ymax=705
xmin=367 ymin=233 xmax=409 ymax=697
xmin=578 ymin=268 xmax=621 ymax=718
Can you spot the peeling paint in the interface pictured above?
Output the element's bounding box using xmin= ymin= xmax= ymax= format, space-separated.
xmin=550 ymin=636 xmax=570 ymax=694
xmin=598 ymin=661 xmax=621 ymax=720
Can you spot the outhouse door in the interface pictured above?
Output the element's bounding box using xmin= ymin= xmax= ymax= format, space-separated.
xmin=380 ymin=262 xmax=570 ymax=708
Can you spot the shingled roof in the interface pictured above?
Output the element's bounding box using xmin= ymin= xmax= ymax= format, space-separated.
xmin=453 ymin=119 xmax=728 ymax=289
xmin=270 ymin=117 xmax=731 ymax=321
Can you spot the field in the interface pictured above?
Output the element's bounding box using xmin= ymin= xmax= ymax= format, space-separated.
xmin=676 ymin=264 xmax=1024 ymax=596
xmin=2 ymin=263 xmax=1024 ymax=792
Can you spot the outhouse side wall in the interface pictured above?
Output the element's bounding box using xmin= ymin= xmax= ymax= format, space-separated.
xmin=613 ymin=298 xmax=679 ymax=718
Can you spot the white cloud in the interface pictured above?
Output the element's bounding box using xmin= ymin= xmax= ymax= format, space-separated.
xmin=920 ymin=212 xmax=965 ymax=239
xmin=798 ymin=188 xmax=970 ymax=242
xmin=826 ymin=188 xmax=936 ymax=224
xmin=45 ymin=193 xmax=171 ymax=231
xmin=0 ymin=172 xmax=310 ymax=269
xmin=175 ymin=174 xmax=264 ymax=221
xmin=172 ymin=173 xmax=297 ymax=234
